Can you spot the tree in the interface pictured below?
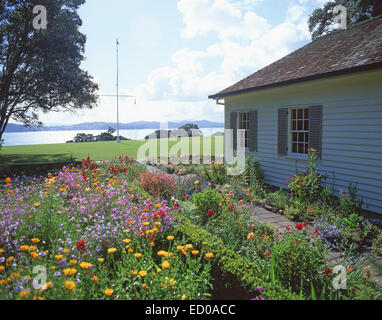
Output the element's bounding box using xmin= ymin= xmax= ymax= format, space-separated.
xmin=0 ymin=0 xmax=98 ymax=142
xmin=308 ymin=0 xmax=378 ymax=40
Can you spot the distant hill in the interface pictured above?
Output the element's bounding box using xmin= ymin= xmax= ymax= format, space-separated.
xmin=5 ymin=121 xmax=224 ymax=133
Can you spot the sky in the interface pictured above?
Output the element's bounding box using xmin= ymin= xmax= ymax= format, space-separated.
xmin=37 ymin=0 xmax=328 ymax=126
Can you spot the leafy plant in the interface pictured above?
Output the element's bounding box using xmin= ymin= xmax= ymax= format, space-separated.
xmin=191 ymin=189 xmax=226 ymax=225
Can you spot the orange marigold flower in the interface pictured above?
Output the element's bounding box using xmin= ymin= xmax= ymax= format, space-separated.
xmin=104 ymin=289 xmax=114 ymax=296
xmin=162 ymin=260 xmax=170 ymax=269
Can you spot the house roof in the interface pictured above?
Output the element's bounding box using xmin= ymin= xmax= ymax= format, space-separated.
xmin=209 ymin=15 xmax=382 ymax=100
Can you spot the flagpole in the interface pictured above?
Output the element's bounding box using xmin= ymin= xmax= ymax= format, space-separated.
xmin=116 ymin=38 xmax=120 ymax=143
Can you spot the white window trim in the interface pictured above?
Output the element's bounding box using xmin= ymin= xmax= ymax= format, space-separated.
xmin=237 ymin=112 xmax=249 ymax=152
xmin=287 ymin=106 xmax=309 ymax=160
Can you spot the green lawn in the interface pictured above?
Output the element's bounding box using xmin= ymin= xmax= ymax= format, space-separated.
xmin=0 ymin=137 xmax=224 ymax=164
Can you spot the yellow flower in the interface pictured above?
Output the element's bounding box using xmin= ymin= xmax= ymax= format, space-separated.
xmin=80 ymin=262 xmax=92 ymax=270
xmin=33 ymin=203 xmax=40 ymax=208
xmin=69 ymin=260 xmax=77 ymax=266
xmin=130 ymin=270 xmax=138 ymax=276
xmin=91 ymin=275 xmax=99 ymax=282
xmin=20 ymin=245 xmax=29 ymax=252
xmin=205 ymin=252 xmax=214 ymax=259
xmin=181 ymin=295 xmax=187 ymax=300
xmin=31 ymin=238 xmax=40 ymax=244
xmin=247 ymin=233 xmax=255 ymax=240
xmin=143 ymin=222 xmax=150 ymax=226
xmin=139 ymin=270 xmax=147 ymax=277
xmin=122 ymin=239 xmax=131 ymax=244
xmin=128 ymin=248 xmax=133 ymax=253
xmin=167 ymin=236 xmax=174 ymax=241
xmin=194 ymin=180 xmax=200 ymax=185
xmin=55 ymin=254 xmax=64 ymax=261
xmin=64 ymin=280 xmax=76 ymax=291
xmin=185 ymin=244 xmax=193 ymax=250
xmin=142 ymin=284 xmax=149 ymax=290
xmin=104 ymin=289 xmax=114 ymax=296
xmin=30 ymin=252 xmax=39 ymax=260
xmin=177 ymin=245 xmax=184 ymax=252
xmin=97 ymin=258 xmax=104 ymax=263
xmin=169 ymin=279 xmax=176 ymax=286
xmin=0 ymin=266 xmax=5 ymax=272
xmin=19 ymin=290 xmax=30 ymax=299
xmin=134 ymin=253 xmax=142 ymax=259
xmin=157 ymin=250 xmax=169 ymax=258
xmin=62 ymin=248 xmax=70 ymax=254
xmin=191 ymin=250 xmax=199 ymax=256
xmin=50 ymin=266 xmax=56 ymax=271
xmin=41 ymin=282 xmax=53 ymax=291
xmin=62 ymin=268 xmax=77 ymax=276
xmin=107 ymin=248 xmax=117 ymax=254
xmin=28 ymin=246 xmax=37 ymax=252
xmin=0 ymin=249 xmax=4 ymax=255
xmin=154 ymin=221 xmax=161 ymax=227
xmin=162 ymin=260 xmax=170 ymax=269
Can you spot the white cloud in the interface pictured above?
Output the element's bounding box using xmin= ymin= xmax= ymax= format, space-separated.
xmin=134 ymin=0 xmax=312 ymax=114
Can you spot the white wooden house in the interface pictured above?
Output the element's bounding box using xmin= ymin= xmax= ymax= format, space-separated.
xmin=209 ymin=16 xmax=382 ymax=214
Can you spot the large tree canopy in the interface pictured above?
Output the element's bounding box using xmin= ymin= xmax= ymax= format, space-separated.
xmin=308 ymin=0 xmax=379 ymax=40
xmin=0 ymin=0 xmax=98 ymax=143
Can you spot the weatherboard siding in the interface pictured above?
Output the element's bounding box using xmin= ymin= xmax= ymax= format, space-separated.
xmin=224 ymin=69 xmax=382 ymax=214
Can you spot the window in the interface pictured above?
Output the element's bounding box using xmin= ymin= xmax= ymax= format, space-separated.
xmin=238 ymin=112 xmax=249 ymax=148
xmin=290 ymin=107 xmax=309 ymax=154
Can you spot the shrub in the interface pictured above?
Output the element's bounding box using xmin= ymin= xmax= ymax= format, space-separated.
xmin=338 ymin=183 xmax=363 ymax=216
xmin=202 ymin=163 xmax=227 ymax=186
xmin=242 ymin=155 xmax=264 ymax=187
xmin=175 ymin=214 xmax=300 ymax=300
xmin=138 ymin=171 xmax=176 ymax=201
xmin=191 ymin=189 xmax=226 ymax=225
xmin=372 ymin=233 xmax=382 ymax=256
xmin=287 ymin=148 xmax=323 ymax=203
xmin=271 ymin=223 xmax=329 ymax=296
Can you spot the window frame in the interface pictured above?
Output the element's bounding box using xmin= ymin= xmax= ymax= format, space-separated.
xmin=288 ymin=107 xmax=310 ymax=159
xmin=237 ymin=111 xmax=250 ymax=151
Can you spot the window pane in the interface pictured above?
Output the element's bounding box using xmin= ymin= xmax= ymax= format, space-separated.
xmin=298 ymin=132 xmax=304 ymax=142
xmin=304 ymin=144 xmax=309 ymax=154
xmin=292 ymin=120 xmax=296 ymax=130
xmin=304 ymin=120 xmax=309 ymax=130
xmin=304 ymin=108 xmax=309 ymax=119
xmin=297 ymin=120 xmax=303 ymax=131
xmin=292 ymin=143 xmax=297 ymax=153
xmin=298 ymin=109 xmax=303 ymax=119
xmin=292 ymin=132 xmax=297 ymax=142
xmin=298 ymin=143 xmax=304 ymax=154
xmin=305 ymin=132 xmax=309 ymax=143
xmin=292 ymin=109 xmax=297 ymax=120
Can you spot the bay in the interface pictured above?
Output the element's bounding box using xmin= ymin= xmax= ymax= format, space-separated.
xmin=2 ymin=128 xmax=224 ymax=146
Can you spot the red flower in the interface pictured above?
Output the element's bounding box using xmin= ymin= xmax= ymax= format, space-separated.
xmin=207 ymin=209 xmax=214 ymax=217
xmin=313 ymin=229 xmax=320 ymax=236
xmin=324 ymin=268 xmax=332 ymax=275
xmin=76 ymin=239 xmax=86 ymax=253
xmin=295 ymin=223 xmax=304 ymax=230
xmin=295 ymin=239 xmax=300 ymax=243
xmin=286 ymin=227 xmax=291 ymax=232
xmin=184 ymin=195 xmax=190 ymax=201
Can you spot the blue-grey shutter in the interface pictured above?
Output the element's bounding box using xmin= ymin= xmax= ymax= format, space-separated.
xmin=230 ymin=112 xmax=237 ymax=151
xmin=309 ymin=105 xmax=323 ymax=158
xmin=249 ymin=110 xmax=258 ymax=152
xmin=278 ymin=108 xmax=288 ymax=156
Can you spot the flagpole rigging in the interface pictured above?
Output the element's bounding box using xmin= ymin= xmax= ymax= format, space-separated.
xmin=116 ymin=38 xmax=120 ymax=143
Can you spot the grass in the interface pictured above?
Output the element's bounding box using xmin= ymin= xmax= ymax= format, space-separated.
xmin=0 ymin=137 xmax=224 ymax=165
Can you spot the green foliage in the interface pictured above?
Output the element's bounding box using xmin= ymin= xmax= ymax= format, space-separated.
xmin=271 ymin=227 xmax=329 ymax=296
xmin=338 ymin=183 xmax=363 ymax=216
xmin=372 ymin=233 xmax=382 ymax=256
xmin=287 ymin=149 xmax=323 ymax=203
xmin=308 ymin=0 xmax=375 ymax=40
xmin=191 ymin=189 xmax=226 ymax=225
xmin=242 ymin=155 xmax=264 ymax=187
xmin=176 ymin=214 xmax=301 ymax=300
xmin=0 ymin=0 xmax=99 ymax=141
xmin=263 ymin=189 xmax=291 ymax=211
xmin=202 ymin=163 xmax=227 ymax=186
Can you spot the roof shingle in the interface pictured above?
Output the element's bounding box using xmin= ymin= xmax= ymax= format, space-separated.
xmin=209 ymin=15 xmax=382 ymax=99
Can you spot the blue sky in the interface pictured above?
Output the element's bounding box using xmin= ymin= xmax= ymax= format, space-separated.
xmin=39 ymin=0 xmax=328 ymax=125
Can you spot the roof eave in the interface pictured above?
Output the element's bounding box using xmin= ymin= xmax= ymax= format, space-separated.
xmin=208 ymin=61 xmax=382 ymax=100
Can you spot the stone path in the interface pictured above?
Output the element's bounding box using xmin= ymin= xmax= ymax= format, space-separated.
xmin=250 ymin=205 xmax=382 ymax=286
